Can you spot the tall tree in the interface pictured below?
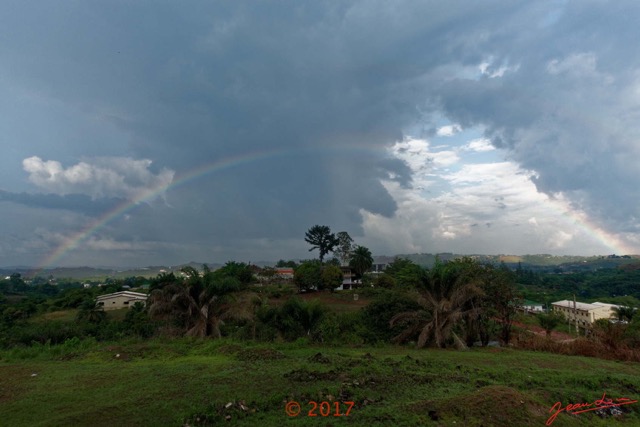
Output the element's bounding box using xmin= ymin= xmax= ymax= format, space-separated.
xmin=304 ymin=225 xmax=338 ymax=264
xmin=334 ymin=231 xmax=355 ymax=266
xmin=349 ymin=245 xmax=374 ymax=282
xmin=473 ymin=263 xmax=521 ymax=346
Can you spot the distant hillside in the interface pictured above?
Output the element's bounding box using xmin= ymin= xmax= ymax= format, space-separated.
xmin=3 ymin=253 xmax=638 ymax=280
xmin=373 ymin=253 xmax=640 ymax=272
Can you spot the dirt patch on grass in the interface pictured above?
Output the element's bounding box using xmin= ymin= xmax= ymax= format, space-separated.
xmin=512 ymin=321 xmax=574 ymax=341
xmin=284 ymin=368 xmax=342 ymax=382
xmin=236 ymin=348 xmax=285 ymax=361
xmin=409 ymin=385 xmax=547 ymax=425
xmin=0 ymin=366 xmax=34 ymax=403
xmin=216 ymin=344 xmax=243 ymax=355
xmin=37 ymin=310 xmax=78 ymax=322
xmin=308 ymin=352 xmax=331 ymax=364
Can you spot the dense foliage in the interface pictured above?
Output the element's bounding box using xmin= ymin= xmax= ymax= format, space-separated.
xmin=1 ymin=255 xmax=640 ymax=360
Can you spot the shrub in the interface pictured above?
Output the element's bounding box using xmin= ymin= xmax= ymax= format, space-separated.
xmin=6 ymin=321 xmax=91 ymax=347
xmin=315 ymin=311 xmax=367 ymax=345
xmin=360 ymin=290 xmax=421 ymax=343
xmin=255 ymin=297 xmax=326 ymax=341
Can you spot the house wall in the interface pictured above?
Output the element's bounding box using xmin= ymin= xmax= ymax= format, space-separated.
xmin=591 ymin=306 xmax=614 ymax=322
xmin=97 ymin=295 xmax=147 ymax=311
xmin=552 ymin=305 xmax=589 ymax=326
xmin=552 ymin=304 xmax=614 ymax=326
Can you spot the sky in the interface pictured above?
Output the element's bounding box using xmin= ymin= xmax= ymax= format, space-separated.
xmin=1 ymin=1 xmax=639 ymax=268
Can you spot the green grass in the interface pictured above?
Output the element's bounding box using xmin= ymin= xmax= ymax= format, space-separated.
xmin=1 ymin=339 xmax=639 ymax=426
xmin=266 ymin=289 xmax=372 ymax=314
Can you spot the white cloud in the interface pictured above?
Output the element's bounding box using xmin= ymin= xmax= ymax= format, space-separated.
xmin=546 ymin=52 xmax=597 ymax=77
xmin=436 ymin=124 xmax=461 ymax=136
xmin=84 ymin=237 xmax=155 ymax=251
xmin=546 ymin=230 xmax=573 ymax=249
xmin=359 ymin=139 xmax=631 ymax=256
xmin=464 ymin=138 xmax=495 ymax=152
xmin=23 ymin=156 xmax=174 ymax=200
xmin=390 ymin=136 xmax=459 ymax=177
xmin=478 ymin=58 xmax=519 ymax=78
xmin=444 ymin=162 xmax=526 ymax=186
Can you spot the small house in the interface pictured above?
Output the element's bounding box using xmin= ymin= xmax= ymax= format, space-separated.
xmin=522 ymin=300 xmax=544 ymax=313
xmin=96 ymin=291 xmax=148 ymax=311
xmin=275 ymin=268 xmax=295 ymax=280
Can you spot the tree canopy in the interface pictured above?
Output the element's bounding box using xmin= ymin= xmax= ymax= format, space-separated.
xmin=334 ymin=231 xmax=355 ymax=266
xmin=304 ymin=225 xmax=338 ymax=264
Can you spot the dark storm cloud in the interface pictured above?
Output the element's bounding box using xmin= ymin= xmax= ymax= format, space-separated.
xmin=1 ymin=0 xmax=639 ymax=265
xmin=430 ymin=1 xmax=640 ymax=232
xmin=0 ymin=190 xmax=123 ymax=217
xmin=3 ymin=1 xmax=442 ymax=241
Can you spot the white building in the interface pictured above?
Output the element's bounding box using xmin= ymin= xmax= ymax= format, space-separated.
xmin=96 ymin=291 xmax=148 ymax=311
xmin=551 ymin=300 xmax=618 ymax=327
xmin=522 ymin=300 xmax=544 ymax=313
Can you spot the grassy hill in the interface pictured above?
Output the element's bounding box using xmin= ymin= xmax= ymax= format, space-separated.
xmin=1 ymin=338 xmax=638 ymax=426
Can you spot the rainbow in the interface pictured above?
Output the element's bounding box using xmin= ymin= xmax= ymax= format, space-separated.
xmin=546 ymin=196 xmax=636 ymax=255
xmin=34 ymin=144 xmax=378 ymax=271
xmin=33 ymin=143 xmax=638 ymax=272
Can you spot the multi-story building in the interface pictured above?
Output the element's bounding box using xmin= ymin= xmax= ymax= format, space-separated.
xmin=551 ymin=300 xmax=618 ymax=327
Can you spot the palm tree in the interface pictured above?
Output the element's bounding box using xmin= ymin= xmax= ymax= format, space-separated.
xmin=390 ymin=258 xmax=483 ymax=348
xmin=349 ymin=245 xmax=373 ymax=283
xmin=612 ymin=305 xmax=636 ymax=323
xmin=76 ymin=298 xmax=106 ymax=324
xmin=148 ymin=269 xmax=244 ymax=338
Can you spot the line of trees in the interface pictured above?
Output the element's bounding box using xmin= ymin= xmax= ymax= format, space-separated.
xmin=4 ymin=226 xmax=639 ymax=353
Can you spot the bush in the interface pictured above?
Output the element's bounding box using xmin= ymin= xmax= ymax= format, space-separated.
xmin=536 ymin=312 xmax=565 ymax=336
xmin=514 ymin=330 xmax=640 ymax=362
xmin=255 ymin=297 xmax=326 ymax=342
xmin=315 ymin=311 xmax=366 ymax=345
xmin=294 ymin=261 xmax=322 ymax=292
xmin=360 ymin=290 xmax=422 ymax=343
xmin=3 ymin=321 xmax=91 ymax=347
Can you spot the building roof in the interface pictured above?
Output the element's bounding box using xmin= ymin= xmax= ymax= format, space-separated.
xmin=551 ymin=300 xmax=615 ymax=311
xmin=523 ymin=300 xmax=543 ymax=306
xmin=96 ymin=291 xmax=148 ymax=301
xmin=592 ymin=302 xmax=620 ymax=309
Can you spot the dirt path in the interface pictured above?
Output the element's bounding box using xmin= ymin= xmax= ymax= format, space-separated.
xmin=512 ymin=320 xmax=576 ymax=341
